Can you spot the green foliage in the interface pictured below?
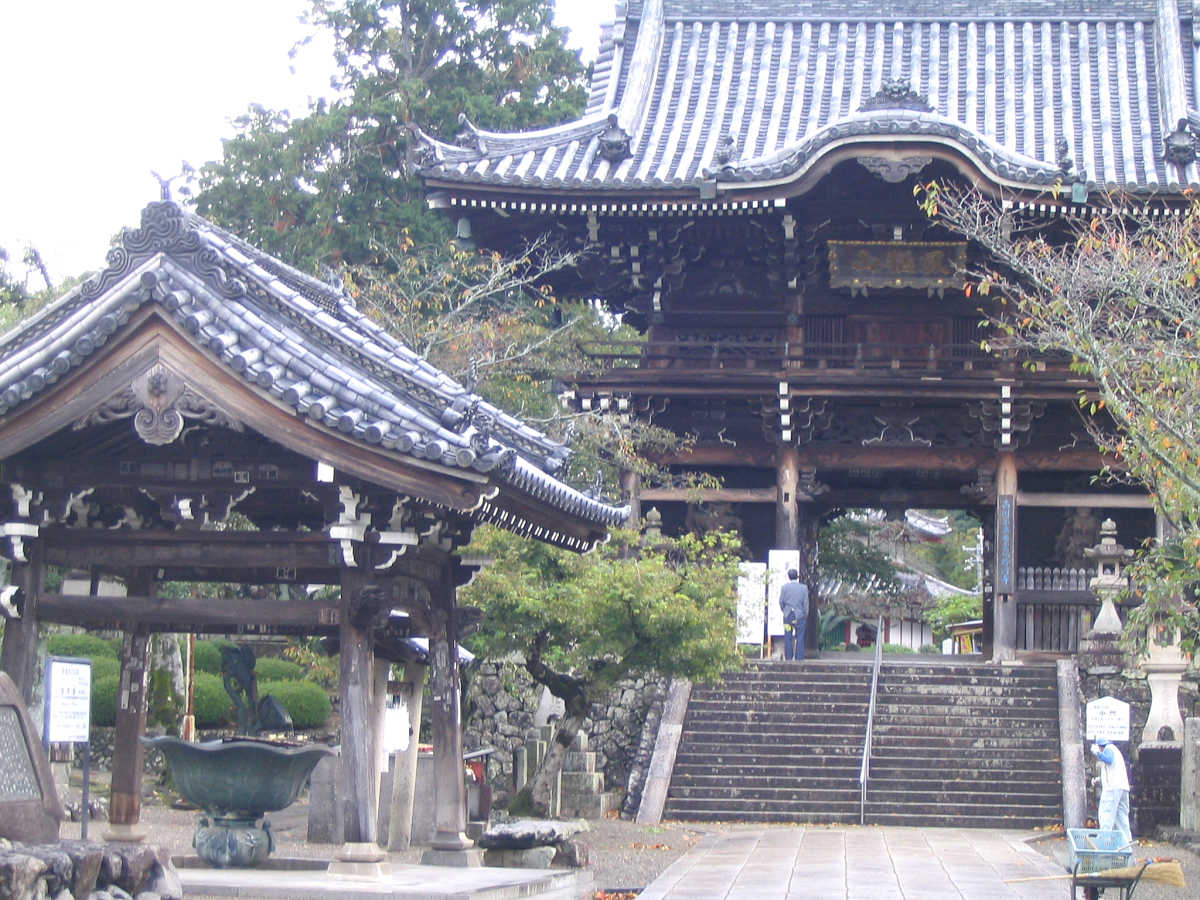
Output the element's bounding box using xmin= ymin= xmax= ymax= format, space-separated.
xmin=46 ymin=632 xmax=118 ymax=659
xmin=818 ymin=515 xmax=902 ymax=598
xmin=193 ymin=639 xmax=235 ymax=674
xmin=463 ymin=525 xmax=744 ymax=707
xmin=193 ymin=672 xmax=236 ymax=728
xmin=818 ymin=608 xmax=851 ymax=650
xmin=919 ymin=181 xmax=1200 ymax=655
xmin=881 ymin=643 xmax=916 ymax=654
xmin=90 ymin=674 xmax=119 ymax=727
xmin=191 ymin=0 xmax=587 ymax=271
xmin=88 ymin=656 xmax=120 ymax=682
xmin=923 ymin=592 xmax=983 ymax=643
xmin=259 ymin=679 xmax=333 ymax=729
xmin=284 ymin=637 xmax=339 ymax=689
xmin=253 ymin=657 xmax=306 ymax=682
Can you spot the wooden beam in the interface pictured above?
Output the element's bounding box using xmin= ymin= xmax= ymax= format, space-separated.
xmin=36 ymin=591 xmax=341 ymax=632
xmin=651 ymin=445 xmax=1108 ymax=472
xmin=1016 ymin=492 xmax=1152 ymax=508
xmin=638 ymin=487 xmax=777 ymax=503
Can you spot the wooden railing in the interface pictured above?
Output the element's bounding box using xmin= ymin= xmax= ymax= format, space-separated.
xmin=1015 ymin=566 xmax=1100 ymax=653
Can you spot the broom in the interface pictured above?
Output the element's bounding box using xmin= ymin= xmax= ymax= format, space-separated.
xmin=1004 ymin=858 xmax=1186 ymax=888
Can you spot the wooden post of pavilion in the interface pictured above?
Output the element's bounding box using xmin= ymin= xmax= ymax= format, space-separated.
xmin=0 ymin=536 xmax=44 ymax=705
xmin=329 ymin=568 xmax=389 ymax=877
xmin=386 ymin=658 xmax=427 ymax=850
xmin=106 ymin=569 xmax=154 ymax=841
xmin=420 ymin=553 xmax=481 ymax=866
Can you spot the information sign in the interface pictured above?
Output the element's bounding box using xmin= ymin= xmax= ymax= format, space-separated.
xmin=44 ymin=657 xmax=92 ymax=744
xmin=1085 ymin=695 xmax=1131 ymax=742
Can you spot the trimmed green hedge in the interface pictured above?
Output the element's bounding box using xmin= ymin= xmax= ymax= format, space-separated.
xmin=253 ymin=657 xmax=305 ymax=682
xmin=260 ymin=680 xmax=332 ymax=730
xmin=192 ymin=640 xmax=235 ymax=674
xmin=91 ymin=674 xmax=119 ymax=727
xmin=89 ymin=656 xmax=120 ymax=682
xmin=46 ymin=632 xmax=118 ymax=659
xmin=193 ymin=671 xmax=235 ymax=728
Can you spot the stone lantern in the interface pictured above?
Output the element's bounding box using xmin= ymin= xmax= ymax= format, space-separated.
xmin=1077 ymin=519 xmax=1133 ymax=673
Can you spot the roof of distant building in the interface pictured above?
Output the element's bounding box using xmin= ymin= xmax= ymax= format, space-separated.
xmin=418 ymin=0 xmax=1200 ymax=198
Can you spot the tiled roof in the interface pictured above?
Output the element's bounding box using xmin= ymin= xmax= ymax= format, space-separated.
xmin=0 ymin=201 xmax=627 ymax=544
xmin=418 ymin=0 xmax=1200 ymax=196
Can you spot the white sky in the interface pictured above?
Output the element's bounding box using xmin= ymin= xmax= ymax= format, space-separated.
xmin=0 ymin=1 xmax=610 ymax=289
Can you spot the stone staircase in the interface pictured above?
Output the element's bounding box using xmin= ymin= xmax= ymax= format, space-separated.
xmin=662 ymin=659 xmax=1063 ymax=828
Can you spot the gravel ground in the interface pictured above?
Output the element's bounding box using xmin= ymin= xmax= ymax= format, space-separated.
xmin=60 ymin=794 xmax=706 ymax=892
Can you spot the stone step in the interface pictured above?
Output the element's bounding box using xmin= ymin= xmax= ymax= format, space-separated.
xmin=676 ymin=730 xmax=1057 ymax=752
xmin=686 ymin=708 xmax=1056 ymax=727
xmin=662 ymin=804 xmax=1059 ymax=829
xmin=673 ymin=754 xmax=1056 ymax=775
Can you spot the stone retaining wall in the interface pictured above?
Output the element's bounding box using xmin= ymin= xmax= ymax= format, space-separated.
xmin=0 ymin=839 xmax=181 ymax=900
xmin=1079 ymin=668 xmax=1200 ymax=834
xmin=463 ymin=661 xmax=667 ymax=807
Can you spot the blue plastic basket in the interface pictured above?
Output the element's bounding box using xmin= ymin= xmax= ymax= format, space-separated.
xmin=1067 ymin=828 xmax=1133 ymax=874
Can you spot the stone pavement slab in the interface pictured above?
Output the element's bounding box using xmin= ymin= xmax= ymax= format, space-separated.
xmin=636 ymin=827 xmax=1071 ymax=900
xmin=180 ymin=861 xmax=591 ymax=900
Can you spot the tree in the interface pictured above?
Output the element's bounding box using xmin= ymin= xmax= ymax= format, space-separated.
xmin=917 ymin=181 xmax=1200 ymax=655
xmin=461 ymin=525 xmax=743 ymax=817
xmin=190 ymin=0 xmax=587 ymax=270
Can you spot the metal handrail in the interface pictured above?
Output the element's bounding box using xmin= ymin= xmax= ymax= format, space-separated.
xmin=859 ymin=615 xmax=884 ymax=825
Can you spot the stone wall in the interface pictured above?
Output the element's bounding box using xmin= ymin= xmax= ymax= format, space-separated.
xmin=1078 ymin=667 xmax=1200 ymax=835
xmin=462 ymin=660 xmax=667 ymax=807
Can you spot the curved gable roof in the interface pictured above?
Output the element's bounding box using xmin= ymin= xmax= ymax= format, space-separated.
xmin=419 ymin=0 xmax=1200 ymax=197
xmin=0 ymin=201 xmax=626 ymax=549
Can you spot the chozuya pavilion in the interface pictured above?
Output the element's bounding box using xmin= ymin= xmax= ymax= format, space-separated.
xmin=0 ymin=198 xmax=626 ymax=861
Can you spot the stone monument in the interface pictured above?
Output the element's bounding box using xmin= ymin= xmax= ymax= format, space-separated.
xmin=0 ymin=671 xmax=64 ymax=842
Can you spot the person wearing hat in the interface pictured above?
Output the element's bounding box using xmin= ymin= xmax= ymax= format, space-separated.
xmin=778 ymin=568 xmax=809 ymax=661
xmin=1091 ymin=737 xmax=1131 ymax=848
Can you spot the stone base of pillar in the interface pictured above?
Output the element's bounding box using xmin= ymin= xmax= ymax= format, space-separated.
xmin=102 ymin=823 xmax=147 ymax=843
xmin=420 ymin=847 xmax=485 ymax=867
xmin=328 ymin=842 xmax=390 ymax=880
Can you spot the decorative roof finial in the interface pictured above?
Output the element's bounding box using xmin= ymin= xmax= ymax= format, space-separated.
xmin=597 ymin=114 xmax=632 ymax=164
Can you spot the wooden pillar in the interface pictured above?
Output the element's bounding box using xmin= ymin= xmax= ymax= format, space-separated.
xmin=775 ymin=445 xmax=800 ymax=548
xmin=421 ymin=555 xmax=479 ymax=864
xmin=0 ymin=540 xmax=44 ymax=705
xmin=371 ymin=655 xmax=390 ymax=834
xmin=993 ymin=454 xmax=1018 ymax=661
xmin=620 ymin=469 xmax=641 ymax=526
xmin=107 ymin=568 xmax=154 ymax=841
xmin=797 ymin=503 xmax=821 ymax=656
xmin=386 ymin=660 xmax=427 ymax=850
xmin=337 ymin=570 xmax=377 ymax=845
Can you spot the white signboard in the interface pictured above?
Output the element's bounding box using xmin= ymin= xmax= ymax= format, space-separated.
xmin=736 ymin=562 xmax=767 ymax=645
xmin=44 ymin=656 xmax=92 ymax=744
xmin=766 ymin=549 xmax=801 ymax=637
xmin=1086 ymin=696 xmax=1131 ymax=742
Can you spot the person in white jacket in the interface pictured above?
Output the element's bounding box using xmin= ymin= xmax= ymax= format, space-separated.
xmin=1091 ymin=737 xmax=1131 ymax=849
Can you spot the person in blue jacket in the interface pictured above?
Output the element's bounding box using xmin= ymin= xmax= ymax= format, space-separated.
xmin=778 ymin=568 xmax=809 ymax=661
xmin=1091 ymin=737 xmax=1132 ymax=849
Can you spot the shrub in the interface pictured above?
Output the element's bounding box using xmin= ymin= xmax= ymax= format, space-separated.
xmin=193 ymin=639 xmax=234 ymax=674
xmin=843 ymin=642 xmax=861 ymax=651
xmin=919 ymin=643 xmax=942 ymax=655
xmin=88 ymin=656 xmax=120 ymax=682
xmin=253 ymin=657 xmax=305 ymax=682
xmin=193 ymin=671 xmax=235 ymax=728
xmin=260 ymin=679 xmax=332 ymax=730
xmin=882 ymin=643 xmax=916 ymax=654
xmin=91 ymin=674 xmax=119 ymax=727
xmin=46 ymin=632 xmax=118 ymax=659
